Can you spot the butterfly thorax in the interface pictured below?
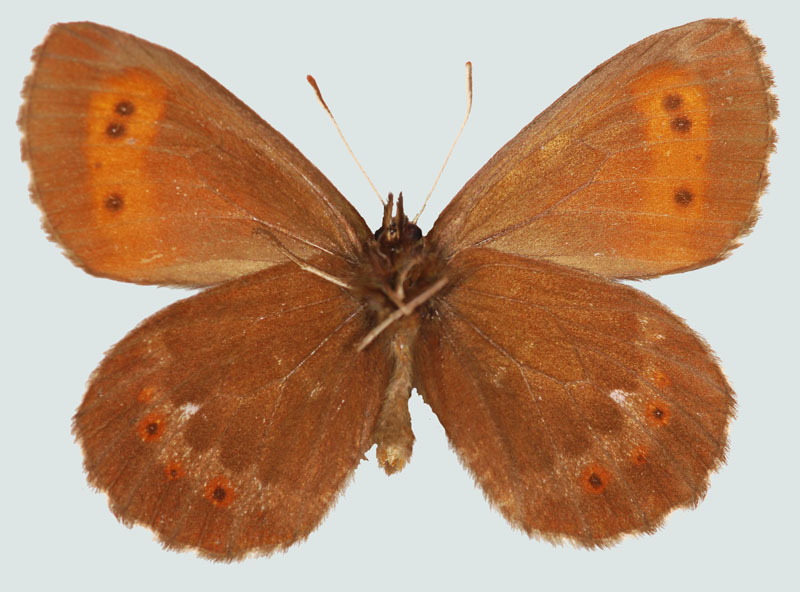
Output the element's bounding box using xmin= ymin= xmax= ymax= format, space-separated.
xmin=357 ymin=193 xmax=446 ymax=325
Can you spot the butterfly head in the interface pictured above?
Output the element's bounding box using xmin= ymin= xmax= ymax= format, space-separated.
xmin=372 ymin=192 xmax=423 ymax=254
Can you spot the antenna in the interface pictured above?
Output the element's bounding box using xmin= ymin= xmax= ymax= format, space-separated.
xmin=307 ymin=75 xmax=386 ymax=206
xmin=412 ymin=62 xmax=473 ymax=225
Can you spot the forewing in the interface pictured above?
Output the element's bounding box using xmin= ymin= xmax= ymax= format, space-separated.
xmin=414 ymin=249 xmax=734 ymax=546
xmin=429 ymin=19 xmax=776 ymax=279
xmin=73 ymin=262 xmax=389 ymax=560
xmin=20 ymin=22 xmax=372 ymax=286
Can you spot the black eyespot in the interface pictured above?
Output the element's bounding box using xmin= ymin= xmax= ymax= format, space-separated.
xmin=115 ymin=100 xmax=135 ymax=116
xmin=670 ymin=116 xmax=692 ymax=133
xmin=106 ymin=122 xmax=125 ymax=137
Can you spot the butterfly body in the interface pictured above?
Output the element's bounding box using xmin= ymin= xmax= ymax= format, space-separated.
xmin=20 ymin=19 xmax=775 ymax=559
xmin=354 ymin=193 xmax=437 ymax=474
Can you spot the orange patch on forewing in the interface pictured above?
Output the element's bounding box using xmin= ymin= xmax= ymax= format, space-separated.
xmin=85 ymin=68 xmax=168 ymax=274
xmin=630 ymin=64 xmax=710 ymax=216
xmin=205 ymin=476 xmax=235 ymax=508
xmin=580 ymin=465 xmax=611 ymax=495
xmin=136 ymin=411 xmax=166 ymax=442
xmin=613 ymin=64 xmax=712 ymax=265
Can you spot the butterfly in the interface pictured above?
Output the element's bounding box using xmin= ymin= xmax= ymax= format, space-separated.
xmin=19 ymin=19 xmax=776 ymax=559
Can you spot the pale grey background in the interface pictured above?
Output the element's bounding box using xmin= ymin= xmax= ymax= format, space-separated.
xmin=2 ymin=1 xmax=797 ymax=590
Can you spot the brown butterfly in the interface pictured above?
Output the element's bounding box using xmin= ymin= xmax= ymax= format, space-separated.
xmin=19 ymin=19 xmax=775 ymax=560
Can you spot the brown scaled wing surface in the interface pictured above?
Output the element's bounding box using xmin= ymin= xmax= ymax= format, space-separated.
xmin=74 ymin=263 xmax=390 ymax=559
xmin=414 ymin=249 xmax=734 ymax=546
xmin=415 ymin=18 xmax=774 ymax=545
xmin=429 ymin=19 xmax=776 ymax=279
xmin=20 ymin=22 xmax=372 ymax=287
